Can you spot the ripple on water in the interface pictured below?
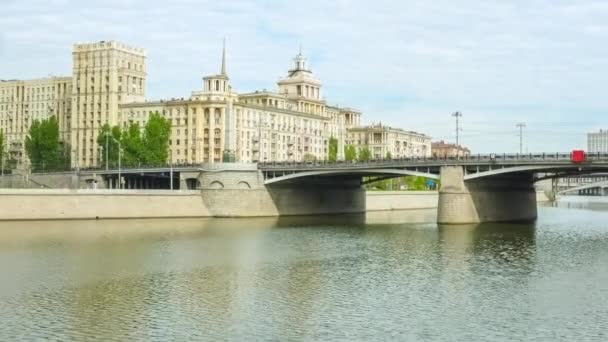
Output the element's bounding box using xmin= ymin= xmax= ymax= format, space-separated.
xmin=0 ymin=207 xmax=607 ymax=341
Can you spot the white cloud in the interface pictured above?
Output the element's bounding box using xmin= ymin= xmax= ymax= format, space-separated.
xmin=1 ymin=0 xmax=607 ymax=152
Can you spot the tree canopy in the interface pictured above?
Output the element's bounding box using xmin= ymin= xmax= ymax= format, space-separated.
xmin=357 ymin=146 xmax=372 ymax=162
xmin=98 ymin=111 xmax=172 ymax=168
xmin=25 ymin=116 xmax=70 ymax=172
xmin=303 ymin=153 xmax=317 ymax=162
xmin=143 ymin=112 xmax=172 ymax=166
xmin=328 ymin=136 xmax=338 ymax=162
xmin=344 ymin=144 xmax=357 ymax=162
xmin=0 ymin=130 xmax=5 ymax=171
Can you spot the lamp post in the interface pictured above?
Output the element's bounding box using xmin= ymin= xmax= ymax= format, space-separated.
xmin=107 ymin=135 xmax=122 ymax=189
xmin=169 ymin=149 xmax=173 ymax=190
xmin=452 ymin=111 xmax=463 ymax=146
xmin=104 ymin=131 xmax=109 ymax=171
xmin=516 ymin=122 xmax=526 ymax=154
xmin=117 ymin=138 xmax=122 ymax=189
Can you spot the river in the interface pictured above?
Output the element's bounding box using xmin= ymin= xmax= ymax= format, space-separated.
xmin=0 ymin=198 xmax=607 ymax=341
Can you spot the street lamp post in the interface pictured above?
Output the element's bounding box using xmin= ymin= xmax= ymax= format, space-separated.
xmin=169 ymin=149 xmax=173 ymax=190
xmin=105 ymin=131 xmax=109 ymax=171
xmin=117 ymin=139 xmax=122 ymax=189
xmin=452 ymin=111 xmax=463 ymax=146
xmin=516 ymin=122 xmax=526 ymax=154
xmin=107 ymin=135 xmax=122 ymax=189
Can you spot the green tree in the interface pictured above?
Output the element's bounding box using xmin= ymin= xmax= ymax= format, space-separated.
xmin=97 ymin=124 xmax=122 ymax=169
xmin=303 ymin=153 xmax=316 ymax=162
xmin=25 ymin=116 xmax=68 ymax=172
xmin=142 ymin=112 xmax=171 ymax=166
xmin=0 ymin=130 xmax=5 ymax=172
xmin=358 ymin=146 xmax=371 ymax=162
xmin=97 ymin=112 xmax=171 ymax=168
xmin=328 ymin=136 xmax=338 ymax=162
xmin=344 ymin=144 xmax=357 ymax=162
xmin=122 ymin=123 xmax=145 ymax=167
xmin=385 ymin=151 xmax=392 ymax=160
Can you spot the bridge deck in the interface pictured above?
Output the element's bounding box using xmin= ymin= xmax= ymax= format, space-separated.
xmin=259 ymin=152 xmax=608 ymax=171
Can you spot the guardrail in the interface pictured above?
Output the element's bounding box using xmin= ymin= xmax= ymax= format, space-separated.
xmin=258 ymin=152 xmax=608 ymax=169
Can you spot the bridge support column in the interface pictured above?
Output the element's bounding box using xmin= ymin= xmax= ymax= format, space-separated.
xmin=437 ymin=166 xmax=537 ymax=224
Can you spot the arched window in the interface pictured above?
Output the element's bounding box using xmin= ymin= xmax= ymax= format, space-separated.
xmin=215 ymin=80 xmax=220 ymax=91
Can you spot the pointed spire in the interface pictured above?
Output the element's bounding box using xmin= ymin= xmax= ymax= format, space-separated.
xmin=221 ymin=38 xmax=227 ymax=76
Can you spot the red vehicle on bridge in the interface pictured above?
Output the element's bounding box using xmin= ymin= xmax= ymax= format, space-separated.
xmin=571 ymin=150 xmax=586 ymax=163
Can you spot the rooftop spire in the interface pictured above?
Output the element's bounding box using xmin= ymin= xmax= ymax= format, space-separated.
xmin=221 ymin=38 xmax=227 ymax=76
xmin=294 ymin=45 xmax=307 ymax=71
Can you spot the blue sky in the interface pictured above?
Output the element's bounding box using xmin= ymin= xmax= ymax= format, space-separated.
xmin=1 ymin=0 xmax=607 ymax=153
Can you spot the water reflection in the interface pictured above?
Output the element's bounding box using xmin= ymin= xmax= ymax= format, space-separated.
xmin=0 ymin=206 xmax=607 ymax=341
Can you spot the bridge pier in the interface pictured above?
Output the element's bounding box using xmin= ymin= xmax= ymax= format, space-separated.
xmin=437 ymin=166 xmax=537 ymax=224
xmin=199 ymin=171 xmax=366 ymax=217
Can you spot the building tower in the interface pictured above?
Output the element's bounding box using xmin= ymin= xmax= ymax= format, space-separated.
xmin=277 ymin=48 xmax=325 ymax=115
xmin=202 ymin=40 xmax=236 ymax=162
xmin=70 ymin=41 xmax=146 ymax=168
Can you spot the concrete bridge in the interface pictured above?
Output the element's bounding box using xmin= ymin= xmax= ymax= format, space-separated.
xmin=259 ymin=152 xmax=608 ymax=224
xmin=8 ymin=153 xmax=608 ymax=224
xmin=557 ymin=180 xmax=608 ymax=196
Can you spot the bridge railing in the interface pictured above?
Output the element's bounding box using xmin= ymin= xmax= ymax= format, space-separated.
xmin=258 ymin=152 xmax=608 ymax=169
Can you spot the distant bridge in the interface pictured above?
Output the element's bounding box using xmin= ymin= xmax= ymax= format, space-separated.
xmin=558 ymin=180 xmax=608 ymax=196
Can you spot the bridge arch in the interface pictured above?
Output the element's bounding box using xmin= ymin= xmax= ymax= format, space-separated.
xmin=264 ymin=168 xmax=439 ymax=185
xmin=464 ymin=165 xmax=608 ymax=181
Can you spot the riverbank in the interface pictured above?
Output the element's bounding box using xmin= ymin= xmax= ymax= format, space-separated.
xmin=0 ymin=189 xmax=552 ymax=221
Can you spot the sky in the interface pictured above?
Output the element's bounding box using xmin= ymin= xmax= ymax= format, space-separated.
xmin=1 ymin=0 xmax=607 ymax=153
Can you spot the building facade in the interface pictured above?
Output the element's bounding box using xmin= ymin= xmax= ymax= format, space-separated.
xmin=346 ymin=123 xmax=431 ymax=159
xmin=71 ymin=41 xmax=147 ymax=168
xmin=431 ymin=140 xmax=471 ymax=158
xmin=2 ymin=40 xmax=432 ymax=168
xmin=588 ymin=130 xmax=608 ymax=153
xmin=0 ymin=76 xmax=72 ymax=165
xmin=119 ymin=45 xmax=362 ymax=164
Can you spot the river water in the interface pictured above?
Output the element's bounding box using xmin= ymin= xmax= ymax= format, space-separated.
xmin=0 ymin=198 xmax=607 ymax=341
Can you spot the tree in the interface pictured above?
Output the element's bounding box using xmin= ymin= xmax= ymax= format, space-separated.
xmin=358 ymin=146 xmax=371 ymax=162
xmin=0 ymin=130 xmax=6 ymax=173
xmin=97 ymin=124 xmax=122 ymax=169
xmin=25 ymin=116 xmax=69 ymax=172
xmin=303 ymin=153 xmax=316 ymax=162
xmin=97 ymin=112 xmax=171 ymax=168
xmin=143 ymin=112 xmax=171 ymax=166
xmin=0 ymin=130 xmax=4 ymax=170
xmin=122 ymin=123 xmax=145 ymax=167
xmin=386 ymin=151 xmax=392 ymax=160
xmin=344 ymin=144 xmax=357 ymax=162
xmin=328 ymin=136 xmax=338 ymax=162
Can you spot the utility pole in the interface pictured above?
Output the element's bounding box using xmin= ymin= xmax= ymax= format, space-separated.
xmin=516 ymin=122 xmax=526 ymax=154
xmin=118 ymin=140 xmax=122 ymax=189
xmin=452 ymin=111 xmax=463 ymax=146
xmin=105 ymin=131 xmax=109 ymax=171
xmin=169 ymin=150 xmax=173 ymax=190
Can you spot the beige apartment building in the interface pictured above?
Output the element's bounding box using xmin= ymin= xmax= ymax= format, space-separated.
xmin=431 ymin=140 xmax=471 ymax=158
xmin=346 ymin=123 xmax=431 ymax=159
xmin=1 ymin=40 xmax=432 ymax=168
xmin=0 ymin=76 xmax=72 ymax=164
xmin=71 ymin=41 xmax=147 ymax=168
xmin=119 ymin=46 xmax=362 ymax=164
